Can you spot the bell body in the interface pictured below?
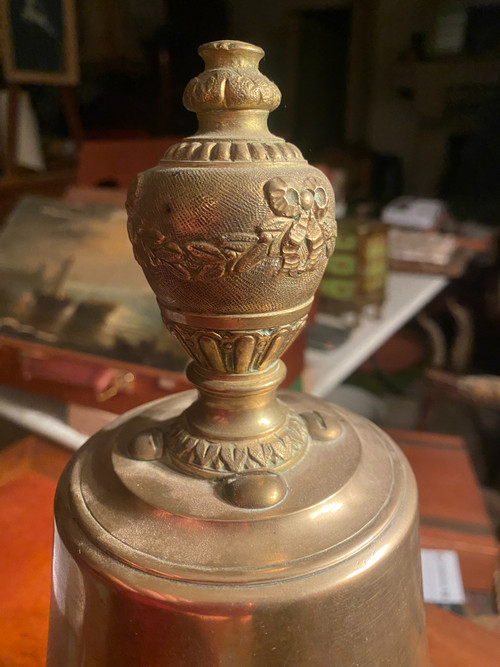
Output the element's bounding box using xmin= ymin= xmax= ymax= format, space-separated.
xmin=47 ymin=391 xmax=428 ymax=666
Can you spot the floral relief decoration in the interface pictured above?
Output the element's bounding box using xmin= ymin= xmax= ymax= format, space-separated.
xmin=129 ymin=177 xmax=336 ymax=280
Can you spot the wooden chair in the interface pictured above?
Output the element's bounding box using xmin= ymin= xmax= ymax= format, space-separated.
xmin=417 ymin=297 xmax=500 ymax=484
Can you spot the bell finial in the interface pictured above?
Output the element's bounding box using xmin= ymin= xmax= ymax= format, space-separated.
xmin=183 ymin=39 xmax=281 ymax=115
xmin=127 ymin=40 xmax=336 ymax=481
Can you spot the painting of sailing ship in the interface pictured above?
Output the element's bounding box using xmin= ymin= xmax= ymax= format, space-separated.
xmin=0 ymin=196 xmax=187 ymax=370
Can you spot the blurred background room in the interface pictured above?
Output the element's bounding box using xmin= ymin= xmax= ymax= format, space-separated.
xmin=1 ymin=1 xmax=500 ymax=662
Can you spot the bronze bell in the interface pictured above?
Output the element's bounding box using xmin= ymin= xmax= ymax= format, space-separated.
xmin=47 ymin=40 xmax=429 ymax=666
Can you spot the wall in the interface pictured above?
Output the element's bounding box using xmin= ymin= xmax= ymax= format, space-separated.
xmin=229 ymin=0 xmax=353 ymax=138
xmin=366 ymin=0 xmax=421 ymax=186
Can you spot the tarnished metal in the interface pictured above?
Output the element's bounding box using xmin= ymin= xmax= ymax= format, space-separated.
xmin=126 ymin=39 xmax=336 ymax=481
xmin=48 ymin=40 xmax=429 ymax=666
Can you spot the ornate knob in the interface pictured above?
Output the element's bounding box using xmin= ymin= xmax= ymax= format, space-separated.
xmin=126 ymin=40 xmax=336 ymax=480
xmin=183 ymin=40 xmax=281 ymax=114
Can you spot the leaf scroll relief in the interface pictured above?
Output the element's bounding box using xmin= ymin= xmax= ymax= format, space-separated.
xmin=168 ymin=410 xmax=308 ymax=473
xmin=183 ymin=68 xmax=281 ymax=113
xmin=128 ymin=177 xmax=336 ymax=280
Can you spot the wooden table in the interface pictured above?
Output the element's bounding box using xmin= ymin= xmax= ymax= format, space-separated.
xmin=426 ymin=603 xmax=500 ymax=666
xmin=0 ymin=330 xmax=305 ymax=418
xmin=0 ymin=431 xmax=499 ymax=666
xmin=0 ymin=437 xmax=68 ymax=666
xmin=389 ymin=428 xmax=500 ymax=592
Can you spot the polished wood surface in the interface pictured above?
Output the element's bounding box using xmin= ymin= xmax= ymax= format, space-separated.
xmin=0 ymin=333 xmax=304 ymax=415
xmin=0 ymin=437 xmax=70 ymax=666
xmin=0 ymin=337 xmax=190 ymax=414
xmin=76 ymin=137 xmax=182 ymax=189
xmin=426 ymin=603 xmax=500 ymax=666
xmin=387 ymin=428 xmax=499 ymax=592
xmin=0 ymin=432 xmax=498 ymax=665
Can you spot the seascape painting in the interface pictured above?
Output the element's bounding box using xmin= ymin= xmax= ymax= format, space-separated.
xmin=0 ymin=196 xmax=187 ymax=370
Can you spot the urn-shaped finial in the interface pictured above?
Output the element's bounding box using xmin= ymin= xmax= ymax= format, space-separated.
xmin=126 ymin=40 xmax=336 ymax=484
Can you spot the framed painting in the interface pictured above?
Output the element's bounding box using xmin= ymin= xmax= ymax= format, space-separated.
xmin=0 ymin=196 xmax=187 ymax=371
xmin=0 ymin=0 xmax=79 ymax=85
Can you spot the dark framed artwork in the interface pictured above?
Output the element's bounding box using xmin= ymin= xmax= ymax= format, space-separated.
xmin=0 ymin=196 xmax=187 ymax=371
xmin=0 ymin=0 xmax=79 ymax=85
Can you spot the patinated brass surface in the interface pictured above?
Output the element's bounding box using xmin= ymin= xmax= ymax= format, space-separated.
xmin=48 ymin=40 xmax=429 ymax=666
xmin=49 ymin=392 xmax=427 ymax=665
xmin=126 ymin=39 xmax=336 ymax=479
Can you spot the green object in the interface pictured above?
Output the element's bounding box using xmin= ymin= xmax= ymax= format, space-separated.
xmin=335 ymin=234 xmax=357 ymax=251
xmin=326 ymin=254 xmax=356 ymax=276
xmin=319 ymin=219 xmax=388 ymax=318
xmin=321 ymin=278 xmax=354 ymax=300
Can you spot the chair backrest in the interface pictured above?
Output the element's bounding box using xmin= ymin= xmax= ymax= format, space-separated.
xmin=417 ymin=297 xmax=474 ymax=374
xmin=76 ymin=137 xmax=183 ymax=189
